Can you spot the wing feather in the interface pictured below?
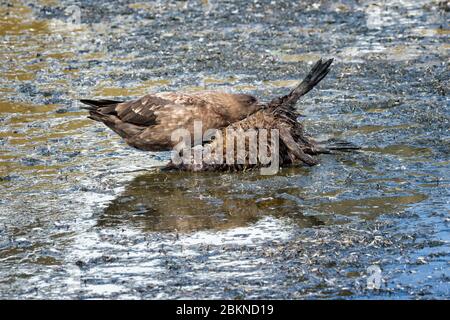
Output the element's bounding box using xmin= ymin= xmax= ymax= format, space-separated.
xmin=114 ymin=95 xmax=173 ymax=126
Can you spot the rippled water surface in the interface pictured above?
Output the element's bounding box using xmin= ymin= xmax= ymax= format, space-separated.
xmin=0 ymin=0 xmax=449 ymax=299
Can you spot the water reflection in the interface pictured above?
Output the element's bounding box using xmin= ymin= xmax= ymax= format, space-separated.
xmin=98 ymin=170 xmax=327 ymax=232
xmin=97 ymin=166 xmax=428 ymax=233
xmin=311 ymin=193 xmax=428 ymax=220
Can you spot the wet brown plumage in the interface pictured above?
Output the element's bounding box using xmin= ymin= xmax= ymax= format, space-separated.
xmin=81 ymin=91 xmax=263 ymax=151
xmin=165 ymin=58 xmax=359 ymax=171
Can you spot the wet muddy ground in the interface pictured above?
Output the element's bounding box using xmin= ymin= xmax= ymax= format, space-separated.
xmin=0 ymin=0 xmax=449 ymax=299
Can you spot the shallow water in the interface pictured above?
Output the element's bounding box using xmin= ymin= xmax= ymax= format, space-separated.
xmin=0 ymin=0 xmax=449 ymax=299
